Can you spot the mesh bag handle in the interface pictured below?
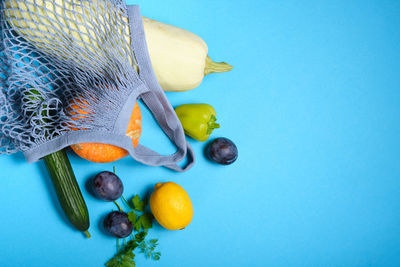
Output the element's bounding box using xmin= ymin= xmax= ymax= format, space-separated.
xmin=131 ymin=92 xmax=195 ymax=172
xmin=126 ymin=6 xmax=194 ymax=171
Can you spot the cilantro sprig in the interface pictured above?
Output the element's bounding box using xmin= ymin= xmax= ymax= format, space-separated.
xmin=106 ymin=194 xmax=160 ymax=267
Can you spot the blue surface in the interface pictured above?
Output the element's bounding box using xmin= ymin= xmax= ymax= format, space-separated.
xmin=1 ymin=0 xmax=400 ymax=266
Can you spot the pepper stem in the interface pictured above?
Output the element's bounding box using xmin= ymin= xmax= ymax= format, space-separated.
xmin=204 ymin=55 xmax=233 ymax=75
xmin=207 ymin=115 xmax=220 ymax=135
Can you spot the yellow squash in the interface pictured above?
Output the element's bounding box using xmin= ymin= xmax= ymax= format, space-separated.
xmin=143 ymin=17 xmax=233 ymax=91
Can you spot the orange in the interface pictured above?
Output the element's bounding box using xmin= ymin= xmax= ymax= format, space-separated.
xmin=69 ymin=100 xmax=141 ymax=163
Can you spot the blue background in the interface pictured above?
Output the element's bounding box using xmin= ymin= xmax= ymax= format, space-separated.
xmin=1 ymin=0 xmax=400 ymax=266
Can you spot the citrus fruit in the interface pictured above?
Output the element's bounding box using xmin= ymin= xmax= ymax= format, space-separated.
xmin=70 ymin=101 xmax=141 ymax=163
xmin=150 ymin=182 xmax=193 ymax=230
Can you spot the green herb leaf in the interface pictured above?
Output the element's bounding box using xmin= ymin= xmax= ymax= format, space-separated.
xmin=106 ymin=240 xmax=138 ymax=267
xmin=121 ymin=256 xmax=136 ymax=267
xmin=134 ymin=217 xmax=142 ymax=232
xmin=135 ymin=230 xmax=148 ymax=243
xmin=124 ymin=252 xmax=135 ymax=260
xmin=125 ymin=240 xmax=139 ymax=252
xmin=105 ymin=257 xmax=119 ymax=267
xmin=131 ymin=195 xmax=145 ymax=212
xmin=141 ymin=212 xmax=153 ymax=230
xmin=139 ymin=242 xmax=146 ymax=253
xmin=131 ymin=195 xmax=140 ymax=209
xmin=152 ymin=252 xmax=161 ymax=261
xmin=138 ymin=238 xmax=161 ymax=261
xmin=127 ymin=211 xmax=137 ymax=225
xmin=132 ymin=212 xmax=153 ymax=232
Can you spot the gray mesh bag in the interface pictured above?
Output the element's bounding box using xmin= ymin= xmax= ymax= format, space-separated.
xmin=0 ymin=0 xmax=194 ymax=171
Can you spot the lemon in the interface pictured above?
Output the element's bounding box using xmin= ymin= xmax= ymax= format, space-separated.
xmin=150 ymin=182 xmax=193 ymax=230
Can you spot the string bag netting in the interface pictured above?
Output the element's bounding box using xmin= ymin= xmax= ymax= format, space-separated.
xmin=0 ymin=0 xmax=195 ymax=172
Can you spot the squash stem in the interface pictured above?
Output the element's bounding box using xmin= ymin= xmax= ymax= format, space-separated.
xmin=204 ymin=55 xmax=233 ymax=75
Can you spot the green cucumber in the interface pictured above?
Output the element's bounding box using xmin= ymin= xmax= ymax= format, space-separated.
xmin=43 ymin=149 xmax=90 ymax=238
